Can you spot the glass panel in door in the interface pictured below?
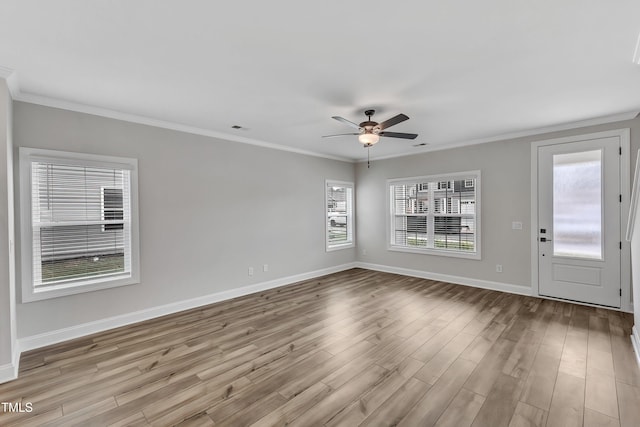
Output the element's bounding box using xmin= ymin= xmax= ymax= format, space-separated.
xmin=552 ymin=149 xmax=602 ymax=259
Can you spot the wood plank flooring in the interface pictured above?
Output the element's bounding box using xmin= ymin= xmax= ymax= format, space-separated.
xmin=1 ymin=268 xmax=639 ymax=426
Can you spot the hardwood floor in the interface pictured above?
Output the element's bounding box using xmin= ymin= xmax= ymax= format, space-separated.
xmin=1 ymin=268 xmax=639 ymax=426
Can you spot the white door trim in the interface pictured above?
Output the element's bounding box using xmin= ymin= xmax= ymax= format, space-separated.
xmin=530 ymin=128 xmax=631 ymax=311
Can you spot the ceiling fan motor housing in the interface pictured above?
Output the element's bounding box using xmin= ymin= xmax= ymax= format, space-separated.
xmin=359 ymin=121 xmax=380 ymax=134
xmin=361 ymin=109 xmax=379 ymax=133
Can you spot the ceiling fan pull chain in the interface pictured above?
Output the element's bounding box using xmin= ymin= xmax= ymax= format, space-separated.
xmin=367 ymin=146 xmax=370 ymax=168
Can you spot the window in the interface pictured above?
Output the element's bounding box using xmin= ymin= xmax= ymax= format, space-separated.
xmin=326 ymin=180 xmax=354 ymax=251
xmin=19 ymin=148 xmax=140 ymax=301
xmin=388 ymin=171 xmax=481 ymax=259
xmin=102 ymin=188 xmax=124 ymax=231
xmin=438 ymin=181 xmax=452 ymax=190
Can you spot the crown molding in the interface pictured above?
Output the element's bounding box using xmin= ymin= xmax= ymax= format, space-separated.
xmin=364 ymin=110 xmax=640 ymax=163
xmin=0 ymin=66 xmax=19 ymax=99
xmin=15 ymin=92 xmax=353 ymax=163
xmin=6 ymin=66 xmax=639 ymax=165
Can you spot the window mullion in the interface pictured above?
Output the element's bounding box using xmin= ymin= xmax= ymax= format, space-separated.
xmin=427 ymin=183 xmax=435 ymax=248
xmin=387 ymin=171 xmax=480 ymax=259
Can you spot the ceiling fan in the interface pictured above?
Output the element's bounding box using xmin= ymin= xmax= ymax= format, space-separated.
xmin=323 ymin=109 xmax=418 ymax=147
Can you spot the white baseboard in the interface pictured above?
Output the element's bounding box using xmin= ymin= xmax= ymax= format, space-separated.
xmin=354 ymin=262 xmax=533 ymax=297
xmin=14 ymin=260 xmax=632 ymax=369
xmin=632 ymin=326 xmax=640 ymax=370
xmin=18 ymin=262 xmax=357 ymax=353
xmin=623 ymin=301 xmax=635 ymax=314
xmin=0 ymin=361 xmax=17 ymax=384
xmin=0 ymin=348 xmax=20 ymax=384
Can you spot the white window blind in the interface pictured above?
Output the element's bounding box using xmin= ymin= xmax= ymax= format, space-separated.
xmin=30 ymin=162 xmax=132 ymax=288
xmin=389 ymin=171 xmax=481 ymax=259
xmin=19 ymin=148 xmax=139 ymax=301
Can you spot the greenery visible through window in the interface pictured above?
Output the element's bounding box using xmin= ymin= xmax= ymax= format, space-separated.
xmin=389 ymin=171 xmax=481 ymax=258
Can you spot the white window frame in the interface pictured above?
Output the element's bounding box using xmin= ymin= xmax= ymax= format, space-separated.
xmin=387 ymin=170 xmax=481 ymax=259
xmin=326 ymin=180 xmax=355 ymax=251
xmin=19 ymin=148 xmax=140 ymax=302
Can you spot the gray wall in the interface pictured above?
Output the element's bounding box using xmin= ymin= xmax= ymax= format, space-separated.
xmin=0 ymin=80 xmax=15 ymax=368
xmin=10 ymin=100 xmax=640 ymax=341
xmin=356 ymin=117 xmax=640 ymax=292
xmin=13 ymin=102 xmax=356 ymax=338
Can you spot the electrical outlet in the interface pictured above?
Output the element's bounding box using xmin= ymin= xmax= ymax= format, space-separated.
xmin=263 ymin=264 xmax=269 ymax=272
xmin=248 ymin=267 xmax=254 ymax=276
xmin=496 ymin=264 xmax=503 ymax=273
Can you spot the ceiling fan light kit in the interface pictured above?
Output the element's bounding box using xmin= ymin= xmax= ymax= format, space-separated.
xmin=358 ymin=132 xmax=380 ymax=146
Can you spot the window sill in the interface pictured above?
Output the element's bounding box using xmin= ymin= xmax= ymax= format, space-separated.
xmin=22 ymin=274 xmax=139 ymax=303
xmin=388 ymin=245 xmax=481 ymax=260
xmin=326 ymin=242 xmax=355 ymax=252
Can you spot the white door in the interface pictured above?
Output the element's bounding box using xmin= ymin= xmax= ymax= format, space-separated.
xmin=538 ymin=136 xmax=621 ymax=308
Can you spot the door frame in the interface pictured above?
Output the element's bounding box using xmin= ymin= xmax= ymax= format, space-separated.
xmin=530 ymin=128 xmax=631 ymax=311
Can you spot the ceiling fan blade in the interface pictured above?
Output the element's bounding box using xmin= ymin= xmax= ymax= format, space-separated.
xmin=378 ymin=113 xmax=409 ymax=130
xmin=379 ymin=131 xmax=419 ymax=140
xmin=322 ymin=133 xmax=360 ymax=138
xmin=332 ymin=116 xmax=361 ymax=129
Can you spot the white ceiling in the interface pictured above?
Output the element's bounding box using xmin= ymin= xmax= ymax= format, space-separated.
xmin=1 ymin=1 xmax=639 ymax=161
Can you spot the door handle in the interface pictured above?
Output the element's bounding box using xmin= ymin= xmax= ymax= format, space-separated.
xmin=540 ymin=237 xmax=552 ymax=242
